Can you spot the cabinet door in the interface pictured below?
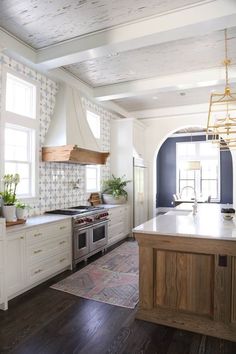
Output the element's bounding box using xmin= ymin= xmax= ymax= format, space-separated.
xmin=155 ymin=250 xmax=214 ymax=317
xmin=7 ymin=233 xmax=26 ymax=297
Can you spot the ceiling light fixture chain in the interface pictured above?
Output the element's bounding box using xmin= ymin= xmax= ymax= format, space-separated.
xmin=206 ymin=28 xmax=236 ymax=151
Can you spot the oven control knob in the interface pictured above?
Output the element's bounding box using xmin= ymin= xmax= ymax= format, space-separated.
xmin=85 ymin=217 xmax=92 ymax=222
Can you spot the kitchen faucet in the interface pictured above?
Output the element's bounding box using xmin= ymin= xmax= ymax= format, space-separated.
xmin=180 ymin=186 xmax=198 ymax=214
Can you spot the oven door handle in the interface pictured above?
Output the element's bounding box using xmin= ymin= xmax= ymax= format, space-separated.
xmin=76 ymin=224 xmax=92 ymax=232
xmin=75 ymin=219 xmax=108 ymax=232
xmin=93 ymin=220 xmax=108 ymax=227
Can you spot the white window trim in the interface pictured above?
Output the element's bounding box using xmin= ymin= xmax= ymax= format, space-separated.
xmin=86 ymin=109 xmax=101 ymax=141
xmin=86 ymin=165 xmax=101 ymax=193
xmin=176 ymin=141 xmax=221 ymax=202
xmin=0 ymin=66 xmax=40 ymax=202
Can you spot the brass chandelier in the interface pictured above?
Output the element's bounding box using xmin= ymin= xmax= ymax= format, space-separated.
xmin=206 ymin=29 xmax=236 ymax=150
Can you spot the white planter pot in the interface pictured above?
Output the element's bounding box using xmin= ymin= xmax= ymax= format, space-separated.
xmin=2 ymin=205 xmax=16 ymax=222
xmin=16 ymin=208 xmax=26 ymax=220
xmin=102 ymin=194 xmax=127 ymax=205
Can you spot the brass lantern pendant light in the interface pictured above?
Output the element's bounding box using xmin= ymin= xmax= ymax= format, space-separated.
xmin=206 ymin=29 xmax=236 ymax=150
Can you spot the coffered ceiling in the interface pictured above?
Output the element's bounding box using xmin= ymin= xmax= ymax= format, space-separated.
xmin=0 ymin=0 xmax=236 ymax=118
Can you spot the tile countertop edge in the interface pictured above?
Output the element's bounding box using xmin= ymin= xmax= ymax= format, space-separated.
xmin=5 ymin=214 xmax=72 ymax=233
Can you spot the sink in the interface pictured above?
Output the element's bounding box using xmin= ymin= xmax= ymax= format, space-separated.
xmin=165 ymin=210 xmax=191 ymax=216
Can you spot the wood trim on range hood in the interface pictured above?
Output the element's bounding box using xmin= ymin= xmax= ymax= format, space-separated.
xmin=42 ymin=145 xmax=109 ymax=165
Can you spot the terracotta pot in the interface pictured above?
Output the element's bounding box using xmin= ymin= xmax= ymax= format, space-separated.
xmin=2 ymin=205 xmax=17 ymax=222
xmin=102 ymin=194 xmax=126 ymax=205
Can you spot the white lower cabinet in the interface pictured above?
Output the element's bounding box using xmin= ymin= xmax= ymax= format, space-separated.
xmin=6 ymin=219 xmax=72 ymax=300
xmin=0 ymin=240 xmax=5 ymax=307
xmin=108 ymin=205 xmax=130 ymax=246
xmin=7 ymin=232 xmax=26 ymax=297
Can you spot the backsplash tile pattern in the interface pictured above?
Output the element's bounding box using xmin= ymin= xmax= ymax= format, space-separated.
xmin=0 ymin=53 xmax=116 ymax=216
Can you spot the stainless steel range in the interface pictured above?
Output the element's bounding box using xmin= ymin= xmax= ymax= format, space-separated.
xmin=46 ymin=206 xmax=109 ymax=267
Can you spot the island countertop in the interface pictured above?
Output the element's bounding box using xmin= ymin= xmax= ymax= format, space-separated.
xmin=133 ymin=203 xmax=236 ymax=241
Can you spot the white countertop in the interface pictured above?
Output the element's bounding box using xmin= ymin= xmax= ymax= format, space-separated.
xmin=4 ymin=204 xmax=126 ymax=233
xmin=133 ymin=203 xmax=236 ymax=241
xmin=6 ymin=214 xmax=71 ymax=233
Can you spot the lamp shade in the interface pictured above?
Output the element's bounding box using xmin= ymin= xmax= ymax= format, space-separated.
xmin=184 ymin=160 xmax=201 ymax=170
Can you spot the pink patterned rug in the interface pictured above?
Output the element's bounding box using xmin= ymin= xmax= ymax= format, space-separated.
xmin=51 ymin=241 xmax=139 ymax=308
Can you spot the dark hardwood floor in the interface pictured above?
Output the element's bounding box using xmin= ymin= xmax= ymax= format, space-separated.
xmin=1 ymin=244 xmax=236 ymax=354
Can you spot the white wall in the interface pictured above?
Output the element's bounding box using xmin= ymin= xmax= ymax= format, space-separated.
xmin=142 ymin=112 xmax=234 ymax=218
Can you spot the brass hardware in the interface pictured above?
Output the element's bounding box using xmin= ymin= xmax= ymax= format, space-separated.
xmin=59 ymin=241 xmax=66 ymax=245
xmin=34 ymin=249 xmax=42 ymax=254
xmin=59 ymin=258 xmax=66 ymax=262
xmin=59 ymin=226 xmax=66 ymax=230
xmin=34 ymin=232 xmax=42 ymax=237
xmin=34 ymin=269 xmax=42 ymax=274
xmin=206 ymin=29 xmax=236 ymax=149
xmin=20 ymin=236 xmax=24 ymax=239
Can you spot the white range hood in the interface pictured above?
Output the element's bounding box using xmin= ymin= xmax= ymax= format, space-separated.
xmin=42 ymin=83 xmax=109 ymax=164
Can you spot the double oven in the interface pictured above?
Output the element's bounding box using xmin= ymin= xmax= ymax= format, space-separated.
xmin=73 ymin=216 xmax=108 ymax=266
xmin=46 ymin=206 xmax=109 ymax=267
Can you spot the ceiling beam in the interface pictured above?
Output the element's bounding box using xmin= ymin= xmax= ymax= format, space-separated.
xmin=36 ymin=0 xmax=236 ymax=69
xmin=0 ymin=27 xmax=36 ymax=64
xmin=93 ymin=66 xmax=236 ymax=101
xmin=130 ymin=103 xmax=210 ymax=120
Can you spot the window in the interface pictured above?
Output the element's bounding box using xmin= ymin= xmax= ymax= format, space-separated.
xmin=1 ymin=69 xmax=38 ymax=199
xmin=4 ymin=125 xmax=35 ymax=197
xmin=176 ymin=140 xmax=220 ymax=201
xmin=6 ymin=73 xmax=36 ymax=119
xmin=86 ymin=166 xmax=100 ymax=192
xmin=86 ymin=110 xmax=100 ymax=139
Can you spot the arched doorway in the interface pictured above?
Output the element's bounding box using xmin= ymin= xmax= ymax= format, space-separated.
xmin=155 ymin=127 xmax=233 ymax=212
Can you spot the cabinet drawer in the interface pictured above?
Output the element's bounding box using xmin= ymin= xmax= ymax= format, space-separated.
xmin=0 ymin=241 xmax=3 ymax=269
xmin=0 ymin=224 xmax=4 ymax=239
xmin=108 ymin=214 xmax=125 ymax=226
xmin=26 ymin=220 xmax=71 ymax=245
xmin=0 ymin=272 xmax=4 ymax=303
xmin=108 ymin=207 xmax=124 ymax=218
xmin=27 ymin=235 xmax=71 ymax=264
xmin=108 ymin=222 xmax=124 ymax=239
xmin=27 ymin=252 xmax=70 ymax=284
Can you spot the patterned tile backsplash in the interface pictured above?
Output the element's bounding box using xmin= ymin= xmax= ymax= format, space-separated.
xmin=0 ymin=53 xmax=117 ymax=216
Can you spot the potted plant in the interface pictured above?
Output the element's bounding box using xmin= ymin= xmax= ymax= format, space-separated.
xmin=102 ymin=175 xmax=131 ymax=204
xmin=0 ymin=174 xmax=20 ymax=222
xmin=15 ymin=201 xmax=29 ymax=220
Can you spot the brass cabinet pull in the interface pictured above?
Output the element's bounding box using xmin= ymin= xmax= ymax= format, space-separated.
xmin=59 ymin=240 xmax=66 ymax=245
xmin=60 ymin=258 xmax=66 ymax=263
xmin=34 ymin=232 xmax=42 ymax=237
xmin=34 ymin=249 xmax=42 ymax=254
xmin=34 ymin=269 xmax=42 ymax=274
xmin=20 ymin=236 xmax=24 ymax=239
xmin=59 ymin=226 xmax=66 ymax=230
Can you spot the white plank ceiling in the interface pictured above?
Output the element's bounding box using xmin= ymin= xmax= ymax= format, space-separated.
xmin=0 ymin=0 xmax=204 ymax=48
xmin=0 ymin=0 xmax=236 ymax=117
xmin=65 ymin=28 xmax=236 ymax=87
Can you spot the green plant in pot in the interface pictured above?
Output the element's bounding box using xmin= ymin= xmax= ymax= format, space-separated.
xmin=0 ymin=174 xmax=20 ymax=222
xmin=15 ymin=201 xmax=30 ymax=220
xmin=102 ymin=175 xmax=131 ymax=204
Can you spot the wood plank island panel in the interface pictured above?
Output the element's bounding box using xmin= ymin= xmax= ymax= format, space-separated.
xmin=155 ymin=250 xmax=214 ymax=317
xmin=134 ymin=232 xmax=236 ymax=342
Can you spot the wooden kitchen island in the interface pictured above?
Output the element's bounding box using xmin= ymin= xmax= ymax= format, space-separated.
xmin=133 ymin=203 xmax=236 ymax=342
